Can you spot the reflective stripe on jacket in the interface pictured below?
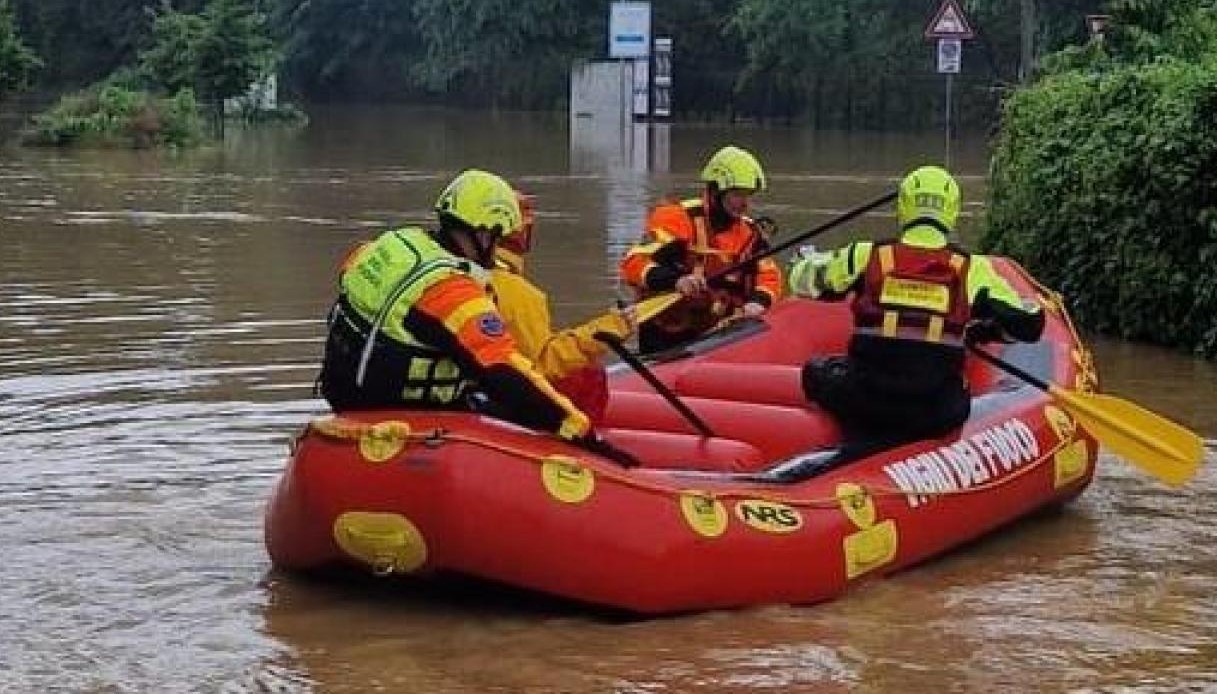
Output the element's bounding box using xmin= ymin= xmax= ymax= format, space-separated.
xmin=787 ymin=225 xmax=1035 ymax=322
xmin=339 ymin=227 xmax=476 ymax=403
xmin=620 ymin=197 xmax=782 ymax=304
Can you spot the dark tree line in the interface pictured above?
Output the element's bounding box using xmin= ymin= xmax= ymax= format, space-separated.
xmin=8 ymin=0 xmax=1111 ymax=126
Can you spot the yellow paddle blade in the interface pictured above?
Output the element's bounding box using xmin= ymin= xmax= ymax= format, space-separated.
xmin=1050 ymin=385 xmax=1204 ymax=487
xmin=634 ymin=294 xmax=684 ymax=324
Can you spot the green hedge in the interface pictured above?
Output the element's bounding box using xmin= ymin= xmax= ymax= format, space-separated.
xmin=981 ymin=59 xmax=1217 ymax=358
xmin=22 ymin=84 xmax=204 ymax=148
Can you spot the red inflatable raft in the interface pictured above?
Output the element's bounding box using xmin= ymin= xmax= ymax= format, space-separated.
xmin=264 ymin=258 xmax=1100 ymax=614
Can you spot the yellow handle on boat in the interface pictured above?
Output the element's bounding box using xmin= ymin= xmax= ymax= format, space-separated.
xmin=969 ymin=345 xmax=1204 ymax=487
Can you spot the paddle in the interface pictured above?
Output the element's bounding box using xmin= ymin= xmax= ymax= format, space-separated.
xmin=708 ymin=189 xmax=898 ymax=284
xmin=594 ymin=331 xmax=716 ymax=438
xmin=632 ymin=190 xmax=898 ymax=321
xmin=967 ymin=343 xmax=1204 ymax=487
xmin=632 ymin=293 xmax=684 ymax=323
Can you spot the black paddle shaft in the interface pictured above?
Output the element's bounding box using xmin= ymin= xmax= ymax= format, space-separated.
xmin=594 ymin=331 xmax=716 ymax=438
xmin=708 ymin=190 xmax=898 ymax=284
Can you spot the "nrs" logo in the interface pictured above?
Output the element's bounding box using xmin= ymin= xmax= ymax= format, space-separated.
xmin=734 ymin=500 xmax=803 ymax=534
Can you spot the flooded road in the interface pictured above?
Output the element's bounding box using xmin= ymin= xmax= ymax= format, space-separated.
xmin=2 ymin=106 xmax=1215 ymax=693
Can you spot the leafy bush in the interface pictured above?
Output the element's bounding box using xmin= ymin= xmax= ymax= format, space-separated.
xmin=982 ymin=59 xmax=1217 ymax=357
xmin=23 ymin=85 xmax=204 ymax=148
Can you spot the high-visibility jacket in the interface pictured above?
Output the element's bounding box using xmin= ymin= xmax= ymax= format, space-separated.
xmin=619 ymin=197 xmax=781 ymax=335
xmin=323 ymin=227 xmax=589 ymax=439
xmin=489 ymin=248 xmax=630 ymax=422
xmin=788 ymin=221 xmax=1046 ymax=362
xmin=793 ymin=221 xmax=1041 ymax=321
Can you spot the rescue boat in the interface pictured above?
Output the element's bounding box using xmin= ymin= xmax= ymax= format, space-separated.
xmin=264 ymin=258 xmax=1100 ymax=614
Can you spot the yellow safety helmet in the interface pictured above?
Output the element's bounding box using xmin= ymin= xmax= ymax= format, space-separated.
xmin=700 ymin=145 xmax=766 ymax=193
xmin=897 ymin=165 xmax=961 ymax=230
xmin=434 ymin=169 xmax=523 ymax=236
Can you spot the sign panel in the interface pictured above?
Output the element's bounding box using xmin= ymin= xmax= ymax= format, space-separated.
xmin=925 ymin=0 xmax=975 ymax=40
xmin=609 ymin=1 xmax=652 ymax=59
xmin=631 ymin=57 xmax=649 ymax=117
xmin=652 ymin=37 xmax=673 ymax=118
xmin=937 ymin=38 xmax=961 ymax=74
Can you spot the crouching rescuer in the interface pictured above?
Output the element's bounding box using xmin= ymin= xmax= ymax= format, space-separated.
xmin=787 ymin=165 xmax=1046 ymax=448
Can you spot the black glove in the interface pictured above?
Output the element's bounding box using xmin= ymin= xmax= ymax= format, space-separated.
xmin=576 ymin=432 xmax=641 ymax=469
xmin=651 ymin=238 xmax=689 ymax=268
xmin=964 ymin=319 xmax=1009 ymax=345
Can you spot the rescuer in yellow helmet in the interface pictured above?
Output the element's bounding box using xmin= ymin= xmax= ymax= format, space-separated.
xmin=318 ymin=169 xmax=610 ymax=451
xmin=619 ymin=145 xmax=782 ymax=354
xmin=787 ymin=165 xmax=1045 ymax=448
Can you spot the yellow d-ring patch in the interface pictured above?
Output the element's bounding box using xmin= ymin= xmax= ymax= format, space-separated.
xmin=1054 ymin=439 xmax=1090 ymax=487
xmin=358 ymin=421 xmax=412 ymax=463
xmin=1043 ymin=405 xmax=1075 ymax=443
xmin=836 ymin=482 xmax=876 ymax=529
xmin=541 ymin=455 xmax=594 ymax=504
xmin=679 ymin=491 xmax=728 ymax=538
xmin=333 ymin=511 xmax=427 ymax=575
xmin=843 ymin=521 xmax=898 ymax=579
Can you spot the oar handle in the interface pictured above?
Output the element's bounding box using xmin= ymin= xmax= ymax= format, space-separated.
xmin=707 ymin=190 xmax=898 ymax=283
xmin=594 ymin=331 xmax=716 ymax=438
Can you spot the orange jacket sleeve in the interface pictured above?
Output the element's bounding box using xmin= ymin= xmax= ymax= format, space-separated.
xmin=752 ymin=256 xmax=783 ymax=306
xmin=406 ymin=274 xmax=590 ymax=439
xmin=619 ymin=204 xmax=694 ymax=291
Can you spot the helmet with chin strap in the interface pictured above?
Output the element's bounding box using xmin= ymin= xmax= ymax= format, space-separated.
xmin=498 ymin=191 xmax=535 ymax=256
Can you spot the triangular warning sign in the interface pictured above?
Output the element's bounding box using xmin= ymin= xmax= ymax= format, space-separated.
xmin=925 ymin=0 xmax=975 ymax=40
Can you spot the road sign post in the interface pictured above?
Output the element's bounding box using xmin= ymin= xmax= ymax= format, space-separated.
xmin=925 ymin=0 xmax=974 ymax=170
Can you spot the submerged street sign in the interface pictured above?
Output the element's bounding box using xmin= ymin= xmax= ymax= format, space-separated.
xmin=925 ymin=0 xmax=975 ymax=40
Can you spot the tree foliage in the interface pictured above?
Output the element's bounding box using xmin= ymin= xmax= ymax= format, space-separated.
xmin=8 ymin=0 xmax=1120 ymax=123
xmin=140 ymin=3 xmax=206 ymax=95
xmin=410 ymin=0 xmax=602 ymax=108
xmin=0 ymin=0 xmax=40 ymax=96
xmin=193 ymin=0 xmax=275 ymax=106
xmin=983 ymin=0 xmax=1217 ymax=356
xmin=271 ymin=0 xmax=423 ymax=100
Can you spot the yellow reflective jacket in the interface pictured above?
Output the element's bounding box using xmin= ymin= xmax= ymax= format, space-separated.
xmin=490 ymin=248 xmax=630 ymax=379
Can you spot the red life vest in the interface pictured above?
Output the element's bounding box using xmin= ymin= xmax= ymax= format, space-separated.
xmin=851 ymin=240 xmax=971 ymax=345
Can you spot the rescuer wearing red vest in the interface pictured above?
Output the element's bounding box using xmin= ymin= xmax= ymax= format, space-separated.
xmin=619 ymin=145 xmax=781 ymax=354
xmin=787 ymin=165 xmax=1045 ymax=446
